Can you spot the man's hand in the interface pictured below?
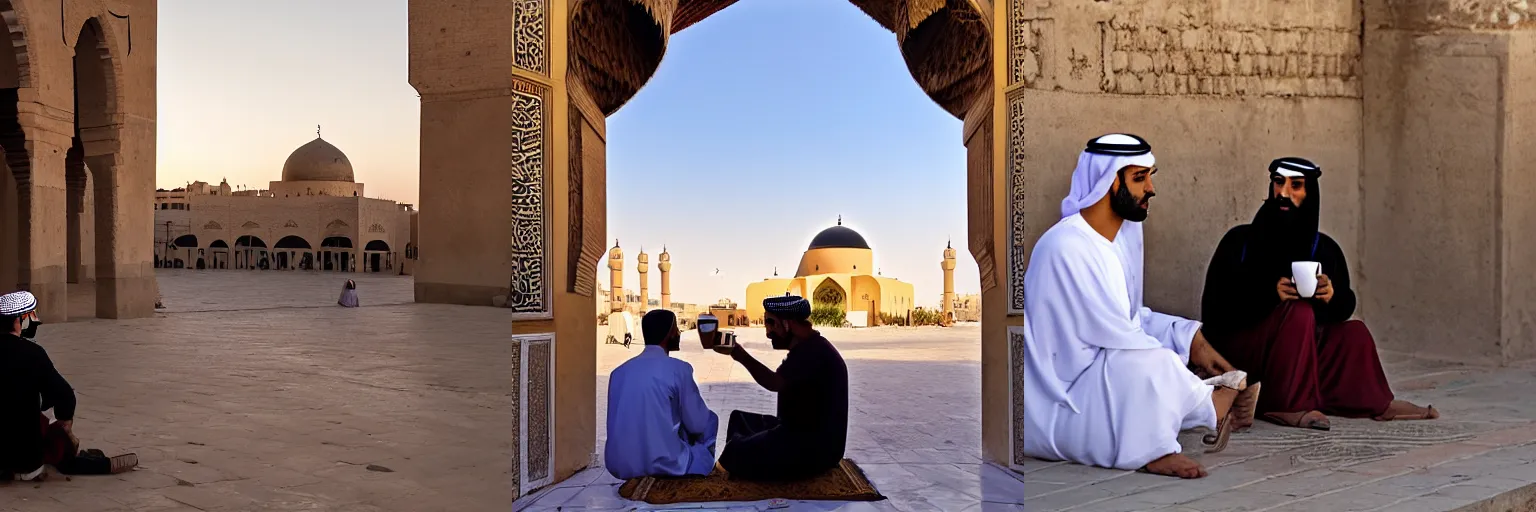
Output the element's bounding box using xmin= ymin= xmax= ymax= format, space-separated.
xmin=1277 ymin=277 xmax=1300 ymax=301
xmin=1314 ymin=274 xmax=1334 ymax=303
xmin=57 ymin=420 xmax=79 ymax=450
xmin=1189 ymin=330 xmax=1236 ymax=378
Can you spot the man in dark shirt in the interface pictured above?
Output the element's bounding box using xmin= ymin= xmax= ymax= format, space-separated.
xmin=713 ymin=295 xmax=849 ymax=481
xmin=1200 ymin=158 xmax=1437 ymax=431
xmin=0 ymin=291 xmax=136 ymax=480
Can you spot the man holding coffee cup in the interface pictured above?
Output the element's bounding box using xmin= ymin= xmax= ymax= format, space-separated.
xmin=704 ymin=295 xmax=849 ymax=481
xmin=1200 ymin=157 xmax=1437 ymax=431
xmin=1021 ymin=134 xmax=1259 ymax=480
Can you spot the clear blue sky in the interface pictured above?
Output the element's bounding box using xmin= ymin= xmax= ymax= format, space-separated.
xmin=157 ymin=0 xmax=978 ymax=307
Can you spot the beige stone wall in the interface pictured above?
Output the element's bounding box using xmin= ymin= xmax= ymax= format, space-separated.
xmin=1007 ymin=0 xmax=1364 ymax=320
xmin=1362 ymin=0 xmax=1536 ymax=363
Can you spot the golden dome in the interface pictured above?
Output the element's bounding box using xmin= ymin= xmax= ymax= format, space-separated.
xmin=282 ymin=137 xmax=355 ymax=183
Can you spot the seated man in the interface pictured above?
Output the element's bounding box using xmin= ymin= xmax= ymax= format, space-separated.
xmin=1200 ymin=157 xmax=1437 ymax=430
xmin=714 ymin=296 xmax=848 ymax=481
xmin=604 ymin=309 xmax=718 ymax=479
xmin=0 ymin=291 xmax=137 ymax=481
xmin=1022 ymin=134 xmax=1259 ymax=479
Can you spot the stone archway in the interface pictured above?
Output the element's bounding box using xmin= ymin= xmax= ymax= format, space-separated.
xmin=409 ymin=0 xmax=1014 ymax=495
xmin=2 ymin=2 xmax=154 ymax=321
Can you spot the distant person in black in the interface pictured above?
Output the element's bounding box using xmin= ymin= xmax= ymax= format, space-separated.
xmin=0 ymin=291 xmax=137 ymax=481
xmin=714 ymin=295 xmax=849 ymax=481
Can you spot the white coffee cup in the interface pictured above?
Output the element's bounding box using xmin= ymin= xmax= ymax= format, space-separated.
xmin=1291 ymin=261 xmax=1322 ymax=298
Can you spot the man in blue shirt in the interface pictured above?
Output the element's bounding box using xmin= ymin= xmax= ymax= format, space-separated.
xmin=604 ymin=309 xmax=719 ymax=479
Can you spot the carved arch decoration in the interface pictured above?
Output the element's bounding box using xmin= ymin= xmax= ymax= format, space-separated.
xmin=283 ymin=220 xmax=299 ymax=228
xmin=568 ymin=0 xmax=991 ymax=118
xmin=326 ymin=219 xmax=350 ymax=231
xmin=202 ymin=221 xmax=221 ymax=230
xmin=240 ymin=221 xmax=260 ymax=229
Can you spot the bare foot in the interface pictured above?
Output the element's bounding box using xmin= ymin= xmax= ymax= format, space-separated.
xmin=1142 ymin=453 xmax=1207 ymax=479
xmin=1373 ymin=400 xmax=1439 ymax=421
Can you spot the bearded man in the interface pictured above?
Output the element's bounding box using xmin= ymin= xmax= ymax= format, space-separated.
xmin=713 ymin=295 xmax=848 ymax=481
xmin=1022 ymin=134 xmax=1259 ymax=479
xmin=1200 ymin=157 xmax=1437 ymax=430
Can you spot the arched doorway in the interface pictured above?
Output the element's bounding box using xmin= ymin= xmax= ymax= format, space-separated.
xmin=320 ymin=236 xmax=353 ymax=272
xmin=364 ymin=240 xmax=390 ymax=273
xmin=170 ymin=234 xmax=198 ymax=272
xmin=274 ymin=235 xmax=313 ymax=271
xmin=811 ymin=279 xmax=849 ymax=327
xmin=234 ymin=235 xmax=269 ymax=270
xmin=409 ymin=0 xmax=1008 ymax=495
xmin=208 ymin=239 xmax=230 ymax=269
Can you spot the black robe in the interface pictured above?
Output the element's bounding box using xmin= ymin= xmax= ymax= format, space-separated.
xmin=718 ymin=334 xmax=849 ymax=481
xmin=0 ymin=333 xmax=77 ymax=474
xmin=1201 ymin=225 xmax=1357 ymax=340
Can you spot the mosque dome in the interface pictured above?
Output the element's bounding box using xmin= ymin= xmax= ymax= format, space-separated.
xmin=281 ymin=137 xmax=355 ymax=183
xmin=796 ymin=220 xmax=875 ymax=277
xmin=807 ymin=225 xmax=870 ymax=251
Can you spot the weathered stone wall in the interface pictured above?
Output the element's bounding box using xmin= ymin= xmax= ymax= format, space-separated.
xmin=1363 ymin=0 xmax=1536 ymax=363
xmin=1007 ymin=0 xmax=1364 ymax=319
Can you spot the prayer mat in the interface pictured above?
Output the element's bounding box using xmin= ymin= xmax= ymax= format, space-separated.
xmin=618 ymin=459 xmax=886 ymax=505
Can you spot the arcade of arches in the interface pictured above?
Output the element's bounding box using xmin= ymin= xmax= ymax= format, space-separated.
xmin=407 ymin=0 xmax=1018 ymax=496
xmin=0 ymin=0 xmax=157 ymax=321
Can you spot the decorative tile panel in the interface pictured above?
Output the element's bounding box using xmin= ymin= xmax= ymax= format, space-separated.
xmin=516 ymin=333 xmax=554 ymax=495
xmin=1007 ymin=94 xmax=1027 ymax=314
xmin=509 ymin=340 xmax=522 ymax=496
xmin=512 ymin=0 xmax=548 ymax=74
xmin=1009 ymin=326 xmax=1026 ymax=468
xmin=509 ymin=79 xmax=550 ymax=317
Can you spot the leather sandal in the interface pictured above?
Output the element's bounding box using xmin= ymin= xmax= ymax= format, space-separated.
xmin=1262 ymin=410 xmax=1331 ymax=431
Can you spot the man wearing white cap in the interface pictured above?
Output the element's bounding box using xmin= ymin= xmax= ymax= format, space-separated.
xmin=0 ymin=290 xmax=137 ymax=480
xmin=1020 ymin=134 xmax=1259 ymax=478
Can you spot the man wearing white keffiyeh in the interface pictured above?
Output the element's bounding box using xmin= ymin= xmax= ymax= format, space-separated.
xmin=1020 ymin=135 xmax=1259 ymax=479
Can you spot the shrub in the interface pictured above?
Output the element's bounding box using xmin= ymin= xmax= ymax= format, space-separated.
xmin=810 ymin=305 xmax=847 ymax=327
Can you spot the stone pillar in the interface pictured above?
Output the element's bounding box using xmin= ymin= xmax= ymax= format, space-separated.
xmin=941 ymin=241 xmax=956 ymax=324
xmin=608 ymin=242 xmax=623 ymax=312
xmin=411 ymin=0 xmax=583 ymax=500
xmin=13 ymin=119 xmax=72 ymax=322
xmin=1362 ymin=1 xmax=1536 ymax=364
xmin=636 ymin=248 xmax=648 ymax=312
xmin=658 ymin=247 xmax=671 ymax=310
xmin=65 ymin=144 xmax=88 ymax=284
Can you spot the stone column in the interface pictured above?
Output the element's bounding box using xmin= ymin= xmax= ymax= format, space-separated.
xmin=410 ymin=0 xmax=582 ymax=500
xmin=1362 ymin=1 xmax=1536 ymax=364
xmin=636 ymin=248 xmax=648 ymax=312
xmin=941 ymin=241 xmax=956 ymax=324
xmin=658 ymin=247 xmax=671 ymax=310
xmin=13 ymin=117 xmax=72 ymax=321
xmin=608 ymin=242 xmax=623 ymax=312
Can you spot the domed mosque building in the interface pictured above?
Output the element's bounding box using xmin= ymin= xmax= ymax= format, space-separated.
xmin=152 ymin=131 xmax=418 ymax=274
xmin=744 ymin=218 xmax=915 ymax=326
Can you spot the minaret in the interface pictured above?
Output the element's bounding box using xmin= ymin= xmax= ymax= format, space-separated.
xmin=637 ymin=247 xmax=650 ymax=312
xmin=658 ymin=247 xmax=672 ymax=310
xmin=942 ymin=239 xmax=957 ymax=324
xmin=608 ymin=240 xmax=624 ymax=313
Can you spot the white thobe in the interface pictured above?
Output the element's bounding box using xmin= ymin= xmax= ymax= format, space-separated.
xmin=1022 ymin=214 xmax=1216 ymax=470
xmin=604 ymin=345 xmax=719 ymax=479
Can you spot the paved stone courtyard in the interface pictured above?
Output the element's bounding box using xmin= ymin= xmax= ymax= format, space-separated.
xmin=2 ymin=270 xmax=1023 ymax=511
xmin=1023 ymin=347 xmax=1536 ymax=511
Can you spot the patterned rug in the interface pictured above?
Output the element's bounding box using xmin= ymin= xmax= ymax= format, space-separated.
xmin=618 ymin=459 xmax=886 ymax=505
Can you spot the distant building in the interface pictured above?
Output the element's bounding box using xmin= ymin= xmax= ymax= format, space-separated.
xmin=745 ymin=219 xmax=915 ymax=326
xmin=153 ymin=136 xmax=418 ymax=274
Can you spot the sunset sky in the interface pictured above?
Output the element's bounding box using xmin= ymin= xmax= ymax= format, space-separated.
xmin=156 ymin=0 xmax=979 ymax=307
